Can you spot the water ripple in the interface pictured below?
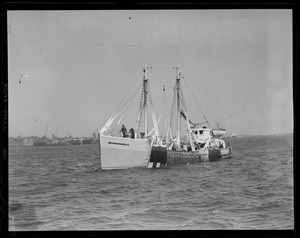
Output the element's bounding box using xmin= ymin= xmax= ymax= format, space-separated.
xmin=8 ymin=135 xmax=294 ymax=230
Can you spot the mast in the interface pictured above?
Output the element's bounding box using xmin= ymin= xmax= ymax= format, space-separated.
xmin=176 ymin=67 xmax=181 ymax=150
xmin=143 ymin=65 xmax=148 ymax=136
xmin=136 ymin=65 xmax=159 ymax=139
xmin=135 ymin=65 xmax=148 ymax=138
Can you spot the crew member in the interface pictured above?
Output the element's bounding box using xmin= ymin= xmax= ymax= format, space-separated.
xmin=129 ymin=128 xmax=135 ymax=139
xmin=120 ymin=125 xmax=127 ymax=138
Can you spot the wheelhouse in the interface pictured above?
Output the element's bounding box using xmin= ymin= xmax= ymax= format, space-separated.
xmin=191 ymin=126 xmax=214 ymax=138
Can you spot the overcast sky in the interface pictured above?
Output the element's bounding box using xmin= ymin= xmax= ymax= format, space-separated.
xmin=8 ymin=10 xmax=293 ymax=137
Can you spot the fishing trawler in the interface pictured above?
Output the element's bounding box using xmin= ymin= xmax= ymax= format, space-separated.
xmin=147 ymin=67 xmax=232 ymax=168
xmin=98 ymin=66 xmax=231 ymax=170
xmin=98 ymin=66 xmax=160 ymax=170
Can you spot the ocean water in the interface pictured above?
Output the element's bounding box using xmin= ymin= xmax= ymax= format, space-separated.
xmin=8 ymin=134 xmax=294 ymax=230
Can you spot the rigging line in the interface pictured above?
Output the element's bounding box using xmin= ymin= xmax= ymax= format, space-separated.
xmin=122 ymin=83 xmax=142 ymax=115
xmin=135 ymin=86 xmax=145 ymax=138
xmin=149 ymin=66 xmax=176 ymax=69
xmin=163 ymin=79 xmax=170 ymax=137
xmin=168 ymin=86 xmax=177 ymax=134
xmin=111 ymin=71 xmax=142 ymax=114
xmin=166 ymin=70 xmax=176 ymax=86
xmin=149 ymin=68 xmax=175 ymax=88
xmin=146 ymin=84 xmax=159 ymax=136
xmin=116 ymin=83 xmax=142 ymax=116
xmin=148 ymin=70 xmax=164 ymax=85
xmin=182 ymin=76 xmax=210 ymax=127
xmin=111 ymin=83 xmax=143 ymax=134
xmin=148 ymin=70 xmax=173 ymax=88
xmin=111 ymin=83 xmax=142 ymax=134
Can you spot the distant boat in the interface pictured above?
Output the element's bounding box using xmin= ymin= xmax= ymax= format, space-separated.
xmin=47 ymin=139 xmax=69 ymax=146
xmin=82 ymin=138 xmax=94 ymax=145
xmin=65 ymin=138 xmax=82 ymax=145
xmin=33 ymin=136 xmax=50 ymax=146
xmin=33 ymin=141 xmax=48 ymax=146
xmin=231 ymin=134 xmax=237 ymax=137
xmin=23 ymin=138 xmax=34 ymax=146
xmin=9 ymin=137 xmax=34 ymax=147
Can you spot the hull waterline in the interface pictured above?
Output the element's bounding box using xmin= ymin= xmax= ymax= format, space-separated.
xmin=148 ymin=146 xmax=232 ymax=168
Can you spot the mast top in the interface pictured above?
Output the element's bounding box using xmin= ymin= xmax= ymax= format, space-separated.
xmin=175 ymin=66 xmax=180 ymax=80
xmin=143 ymin=65 xmax=148 ymax=81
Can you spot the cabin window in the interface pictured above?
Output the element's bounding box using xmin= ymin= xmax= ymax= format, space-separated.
xmin=199 ymin=131 xmax=203 ymax=134
xmin=194 ymin=131 xmax=198 ymax=135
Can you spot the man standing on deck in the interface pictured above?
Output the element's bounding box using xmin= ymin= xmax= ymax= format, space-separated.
xmin=120 ymin=125 xmax=127 ymax=137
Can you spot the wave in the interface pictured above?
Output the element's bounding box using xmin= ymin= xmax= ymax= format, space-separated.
xmin=8 ymin=136 xmax=294 ymax=230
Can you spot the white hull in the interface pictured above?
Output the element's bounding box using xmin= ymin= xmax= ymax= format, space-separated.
xmin=99 ymin=134 xmax=152 ymax=170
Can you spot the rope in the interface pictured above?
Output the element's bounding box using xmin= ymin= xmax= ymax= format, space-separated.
xmin=147 ymin=68 xmax=179 ymax=142
xmin=110 ymin=83 xmax=142 ymax=134
xmin=135 ymin=83 xmax=145 ymax=138
xmin=148 ymin=68 xmax=176 ymax=138
xmin=121 ymin=84 xmax=142 ymax=116
xmin=167 ymin=86 xmax=177 ymax=142
xmin=148 ymin=69 xmax=173 ymax=89
xmin=146 ymin=84 xmax=159 ymax=137
xmin=163 ymin=80 xmax=169 ymax=138
xmin=149 ymin=66 xmax=176 ymax=69
xmin=117 ymin=83 xmax=142 ymax=114
xmin=181 ymin=75 xmax=210 ymax=127
xmin=111 ymin=71 xmax=142 ymax=114
xmin=179 ymin=83 xmax=187 ymax=112
xmin=165 ymin=70 xmax=175 ymax=87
